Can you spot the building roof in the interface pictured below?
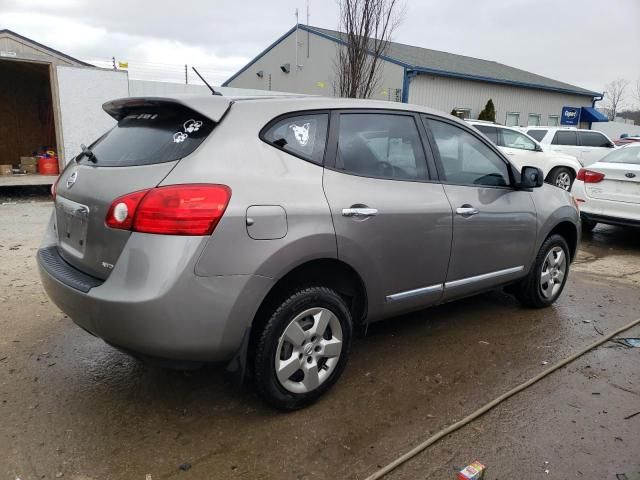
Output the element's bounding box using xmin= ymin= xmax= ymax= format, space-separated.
xmin=0 ymin=29 xmax=93 ymax=67
xmin=223 ymin=25 xmax=601 ymax=98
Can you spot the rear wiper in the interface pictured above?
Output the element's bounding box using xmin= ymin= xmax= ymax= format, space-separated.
xmin=77 ymin=144 xmax=97 ymax=163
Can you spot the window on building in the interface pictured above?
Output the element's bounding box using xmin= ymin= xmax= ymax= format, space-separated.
xmin=451 ymin=108 xmax=471 ymax=119
xmin=578 ymin=131 xmax=611 ymax=148
xmin=505 ymin=112 xmax=520 ymax=127
xmin=262 ymin=113 xmax=329 ymax=165
xmin=426 ymin=118 xmax=510 ymax=187
xmin=527 ymin=114 xmax=541 ymax=126
xmin=551 ymin=130 xmax=578 ymax=146
xmin=548 ymin=115 xmax=560 ymax=126
xmin=336 ymin=113 xmax=427 ymax=181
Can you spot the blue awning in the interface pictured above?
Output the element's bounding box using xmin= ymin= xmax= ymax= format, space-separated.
xmin=581 ymin=107 xmax=608 ymax=122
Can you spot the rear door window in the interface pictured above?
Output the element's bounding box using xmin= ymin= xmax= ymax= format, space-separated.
xmin=79 ymin=107 xmax=214 ymax=167
xmin=335 ymin=113 xmax=427 ymax=181
xmin=527 ymin=129 xmax=548 ymax=142
xmin=552 ymin=131 xmax=577 ymax=146
xmin=262 ymin=113 xmax=329 ymax=165
xmin=579 ymin=131 xmax=610 ymax=147
xmin=474 ymin=125 xmax=499 ymax=144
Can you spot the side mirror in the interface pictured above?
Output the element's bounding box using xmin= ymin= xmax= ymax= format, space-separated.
xmin=518 ymin=166 xmax=544 ymax=189
xmin=535 ymin=144 xmax=544 ymax=152
xmin=607 ymin=142 xmax=615 ymax=148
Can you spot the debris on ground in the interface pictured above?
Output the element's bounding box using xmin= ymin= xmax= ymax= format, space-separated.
xmin=623 ymin=411 xmax=640 ymax=420
xmin=457 ymin=460 xmax=486 ymax=479
xmin=594 ymin=325 xmax=605 ymax=336
xmin=179 ymin=462 xmax=192 ymax=471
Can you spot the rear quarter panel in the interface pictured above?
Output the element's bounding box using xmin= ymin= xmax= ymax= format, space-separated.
xmin=160 ymin=100 xmax=338 ymax=280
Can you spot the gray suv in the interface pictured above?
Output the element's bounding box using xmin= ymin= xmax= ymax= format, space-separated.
xmin=38 ymin=95 xmax=580 ymax=410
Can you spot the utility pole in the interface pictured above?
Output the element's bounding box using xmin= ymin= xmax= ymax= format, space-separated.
xmin=306 ymin=0 xmax=310 ymax=58
xmin=112 ymin=56 xmax=116 ymax=70
xmin=185 ymin=64 xmax=188 ymax=84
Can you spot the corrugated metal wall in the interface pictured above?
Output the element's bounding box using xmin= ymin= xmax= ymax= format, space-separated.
xmin=226 ymin=29 xmax=405 ymax=102
xmin=407 ymin=74 xmax=593 ymax=126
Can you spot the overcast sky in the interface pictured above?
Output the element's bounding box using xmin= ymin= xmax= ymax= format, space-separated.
xmin=1 ymin=0 xmax=639 ymax=103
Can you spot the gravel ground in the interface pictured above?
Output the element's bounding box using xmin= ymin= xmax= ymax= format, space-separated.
xmin=0 ymin=192 xmax=638 ymax=480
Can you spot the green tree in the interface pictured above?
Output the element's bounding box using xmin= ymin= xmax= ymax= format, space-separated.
xmin=478 ymin=99 xmax=496 ymax=122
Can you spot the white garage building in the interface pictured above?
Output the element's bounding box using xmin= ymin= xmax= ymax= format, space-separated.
xmin=224 ymin=25 xmax=603 ymax=128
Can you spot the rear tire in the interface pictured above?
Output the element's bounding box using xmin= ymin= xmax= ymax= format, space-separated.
xmin=253 ymin=286 xmax=353 ymax=411
xmin=516 ymin=234 xmax=570 ymax=308
xmin=548 ymin=167 xmax=574 ymax=191
xmin=581 ymin=219 xmax=597 ymax=233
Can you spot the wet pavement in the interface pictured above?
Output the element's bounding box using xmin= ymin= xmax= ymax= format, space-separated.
xmin=1 ymin=195 xmax=639 ymax=480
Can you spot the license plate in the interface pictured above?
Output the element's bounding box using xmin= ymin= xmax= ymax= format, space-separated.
xmin=56 ymin=198 xmax=90 ymax=257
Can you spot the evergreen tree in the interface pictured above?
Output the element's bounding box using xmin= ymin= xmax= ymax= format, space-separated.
xmin=478 ymin=99 xmax=496 ymax=122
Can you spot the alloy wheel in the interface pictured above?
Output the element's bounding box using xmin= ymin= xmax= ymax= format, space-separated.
xmin=275 ymin=307 xmax=343 ymax=394
xmin=555 ymin=172 xmax=572 ymax=190
xmin=540 ymin=246 xmax=566 ymax=299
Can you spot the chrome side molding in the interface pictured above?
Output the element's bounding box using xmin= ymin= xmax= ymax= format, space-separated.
xmin=445 ymin=266 xmax=524 ymax=289
xmin=386 ymin=283 xmax=443 ymax=302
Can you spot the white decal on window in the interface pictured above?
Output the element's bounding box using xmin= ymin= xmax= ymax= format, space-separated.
xmin=184 ymin=119 xmax=203 ymax=133
xmin=173 ymin=132 xmax=188 ymax=143
xmin=289 ymin=123 xmax=310 ymax=146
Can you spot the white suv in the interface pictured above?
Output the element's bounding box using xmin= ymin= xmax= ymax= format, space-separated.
xmin=468 ymin=121 xmax=582 ymax=190
xmin=524 ymin=127 xmax=616 ymax=167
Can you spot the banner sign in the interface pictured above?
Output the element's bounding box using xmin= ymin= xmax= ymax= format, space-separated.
xmin=561 ymin=106 xmax=581 ymax=126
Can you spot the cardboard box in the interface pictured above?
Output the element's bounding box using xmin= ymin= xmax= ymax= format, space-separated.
xmin=20 ymin=156 xmax=38 ymax=165
xmin=21 ymin=164 xmax=37 ymax=174
xmin=0 ymin=164 xmax=13 ymax=176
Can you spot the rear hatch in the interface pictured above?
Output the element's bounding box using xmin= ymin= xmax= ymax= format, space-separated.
xmin=54 ymin=96 xmax=231 ymax=280
xmin=584 ymin=147 xmax=640 ymax=205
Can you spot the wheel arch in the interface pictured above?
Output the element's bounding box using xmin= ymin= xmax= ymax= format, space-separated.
xmin=547 ymin=220 xmax=579 ymax=261
xmin=228 ymin=258 xmax=368 ymax=381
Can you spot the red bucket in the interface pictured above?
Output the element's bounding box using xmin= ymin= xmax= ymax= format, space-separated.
xmin=38 ymin=156 xmax=59 ymax=175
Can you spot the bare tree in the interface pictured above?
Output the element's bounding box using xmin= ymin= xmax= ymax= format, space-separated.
xmin=635 ymin=78 xmax=640 ymax=108
xmin=335 ymin=0 xmax=404 ymax=99
xmin=602 ymin=78 xmax=629 ymax=120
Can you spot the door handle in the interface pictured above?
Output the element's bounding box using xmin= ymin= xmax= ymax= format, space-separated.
xmin=342 ymin=207 xmax=378 ymax=217
xmin=456 ymin=206 xmax=479 ymax=217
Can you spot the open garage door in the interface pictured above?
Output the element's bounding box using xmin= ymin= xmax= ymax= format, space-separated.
xmin=0 ymin=59 xmax=57 ymax=186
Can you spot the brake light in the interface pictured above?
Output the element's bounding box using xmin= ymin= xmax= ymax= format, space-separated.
xmin=105 ymin=184 xmax=231 ymax=236
xmin=576 ymin=169 xmax=605 ymax=183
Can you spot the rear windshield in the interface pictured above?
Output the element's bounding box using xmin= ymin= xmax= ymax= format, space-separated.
xmin=78 ymin=107 xmax=214 ymax=167
xmin=602 ymin=146 xmax=640 ymax=165
xmin=527 ymin=129 xmax=547 ymax=142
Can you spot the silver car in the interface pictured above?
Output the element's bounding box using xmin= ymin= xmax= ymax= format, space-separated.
xmin=38 ymin=95 xmax=580 ymax=410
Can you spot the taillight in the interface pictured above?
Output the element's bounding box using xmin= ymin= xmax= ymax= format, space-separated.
xmin=576 ymin=169 xmax=605 ymax=183
xmin=105 ymin=184 xmax=231 ymax=236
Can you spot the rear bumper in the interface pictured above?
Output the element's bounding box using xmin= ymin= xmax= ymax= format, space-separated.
xmin=37 ymin=228 xmax=273 ymax=362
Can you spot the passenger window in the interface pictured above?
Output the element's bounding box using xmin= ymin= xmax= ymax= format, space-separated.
xmin=579 ymin=132 xmax=610 ymax=147
xmin=474 ymin=125 xmax=499 ymax=145
xmin=527 ymin=129 xmax=548 ymax=142
xmin=552 ymin=131 xmax=577 ymax=146
xmin=501 ymin=130 xmax=537 ymax=151
xmin=336 ymin=114 xmax=427 ymax=181
xmin=262 ymin=113 xmax=328 ymax=165
xmin=426 ymin=118 xmax=510 ymax=187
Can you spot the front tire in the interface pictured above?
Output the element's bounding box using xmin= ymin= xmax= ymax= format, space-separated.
xmin=253 ymin=286 xmax=353 ymax=410
xmin=516 ymin=234 xmax=570 ymax=308
xmin=548 ymin=167 xmax=574 ymax=191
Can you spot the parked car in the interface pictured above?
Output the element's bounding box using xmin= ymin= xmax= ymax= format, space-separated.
xmin=524 ymin=127 xmax=616 ymax=167
xmin=571 ymin=143 xmax=640 ymax=231
xmin=613 ymin=134 xmax=640 ymax=146
xmin=468 ymin=120 xmax=582 ymax=190
xmin=37 ymin=96 xmax=580 ymax=410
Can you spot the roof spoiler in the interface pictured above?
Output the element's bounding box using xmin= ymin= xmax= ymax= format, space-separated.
xmin=103 ymin=96 xmax=233 ymax=123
